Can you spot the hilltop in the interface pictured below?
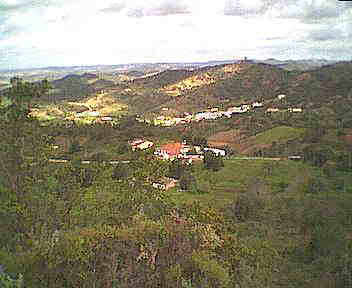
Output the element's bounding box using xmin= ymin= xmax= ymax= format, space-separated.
xmin=125 ymin=61 xmax=352 ymax=114
xmin=17 ymin=61 xmax=351 ymax=132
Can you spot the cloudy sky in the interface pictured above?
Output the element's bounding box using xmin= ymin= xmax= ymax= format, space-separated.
xmin=0 ymin=0 xmax=351 ymax=69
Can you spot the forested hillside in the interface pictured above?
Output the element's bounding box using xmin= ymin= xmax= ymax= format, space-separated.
xmin=1 ymin=67 xmax=352 ymax=288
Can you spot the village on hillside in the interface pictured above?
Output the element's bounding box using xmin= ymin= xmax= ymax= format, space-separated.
xmin=137 ymin=93 xmax=303 ymax=128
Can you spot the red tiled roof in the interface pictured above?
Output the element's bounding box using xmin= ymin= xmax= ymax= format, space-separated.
xmin=160 ymin=143 xmax=184 ymax=156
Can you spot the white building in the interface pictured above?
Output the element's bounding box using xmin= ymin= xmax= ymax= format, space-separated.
xmin=241 ymin=104 xmax=251 ymax=111
xmin=288 ymin=108 xmax=303 ymax=113
xmin=266 ymin=108 xmax=279 ymax=112
xmin=203 ymin=147 xmax=226 ymax=157
xmin=130 ymin=139 xmax=154 ymax=151
xmin=101 ymin=116 xmax=113 ymax=121
xmin=277 ymin=94 xmax=286 ymax=100
xmin=252 ymin=102 xmax=263 ymax=108
xmin=195 ymin=112 xmax=218 ymax=120
xmin=223 ymin=111 xmax=232 ymax=118
xmin=228 ymin=106 xmax=246 ymax=113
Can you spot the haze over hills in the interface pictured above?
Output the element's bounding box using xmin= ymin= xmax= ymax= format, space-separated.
xmin=0 ymin=58 xmax=339 ymax=84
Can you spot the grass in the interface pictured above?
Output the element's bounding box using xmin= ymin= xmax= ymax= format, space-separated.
xmin=168 ymin=159 xmax=315 ymax=208
xmin=253 ymin=126 xmax=306 ymax=145
xmin=0 ymin=96 xmax=12 ymax=107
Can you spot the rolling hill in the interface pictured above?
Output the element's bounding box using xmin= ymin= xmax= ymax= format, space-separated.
xmin=130 ymin=69 xmax=196 ymax=89
xmin=286 ymin=61 xmax=352 ymax=106
xmin=128 ymin=61 xmax=352 ymax=114
xmin=24 ymin=61 xmax=352 ymax=122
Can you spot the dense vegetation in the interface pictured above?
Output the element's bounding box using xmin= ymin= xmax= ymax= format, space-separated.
xmin=1 ymin=62 xmax=352 ymax=288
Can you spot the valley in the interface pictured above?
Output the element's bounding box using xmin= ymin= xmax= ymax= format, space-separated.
xmin=1 ymin=60 xmax=352 ymax=288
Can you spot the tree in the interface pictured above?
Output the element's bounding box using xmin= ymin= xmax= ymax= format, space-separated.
xmin=222 ymin=145 xmax=235 ymax=157
xmin=112 ymin=163 xmax=130 ymax=180
xmin=179 ymin=172 xmax=197 ymax=193
xmin=69 ymin=140 xmax=81 ymax=154
xmin=0 ymin=268 xmax=23 ymax=288
xmin=167 ymin=158 xmax=186 ymax=180
xmin=336 ymin=151 xmax=352 ymax=172
xmin=203 ymin=151 xmax=224 ymax=171
xmin=0 ymin=77 xmax=52 ymax=227
xmin=232 ymin=178 xmax=268 ymax=221
xmin=303 ymin=144 xmax=333 ymax=167
xmin=116 ymin=142 xmax=131 ymax=154
xmin=192 ymin=135 xmax=208 ymax=147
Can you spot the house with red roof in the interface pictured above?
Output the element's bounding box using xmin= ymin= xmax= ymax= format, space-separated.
xmin=154 ymin=143 xmax=189 ymax=160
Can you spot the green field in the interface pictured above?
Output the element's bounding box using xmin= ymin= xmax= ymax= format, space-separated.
xmin=169 ymin=159 xmax=314 ymax=207
xmin=253 ymin=126 xmax=306 ymax=145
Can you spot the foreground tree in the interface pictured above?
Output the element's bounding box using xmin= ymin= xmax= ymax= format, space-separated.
xmin=0 ymin=77 xmax=53 ymax=248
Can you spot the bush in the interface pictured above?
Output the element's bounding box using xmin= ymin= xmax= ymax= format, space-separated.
xmin=112 ymin=163 xmax=130 ymax=180
xmin=179 ymin=172 xmax=198 ymax=193
xmin=116 ymin=142 xmax=131 ymax=154
xmin=166 ymin=159 xmax=186 ymax=180
xmin=69 ymin=140 xmax=81 ymax=154
xmin=91 ymin=152 xmax=109 ymax=162
xmin=203 ymin=151 xmax=224 ymax=171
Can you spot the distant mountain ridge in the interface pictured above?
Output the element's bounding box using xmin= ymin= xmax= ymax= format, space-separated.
xmin=0 ymin=58 xmax=341 ymax=80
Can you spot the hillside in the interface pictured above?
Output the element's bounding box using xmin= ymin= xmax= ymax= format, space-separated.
xmin=286 ymin=61 xmax=352 ymax=106
xmin=259 ymin=58 xmax=338 ymax=71
xmin=50 ymin=74 xmax=91 ymax=102
xmin=3 ymin=65 xmax=352 ymax=288
xmin=138 ymin=61 xmax=352 ymax=114
xmin=131 ymin=69 xmax=195 ymax=89
xmin=141 ymin=63 xmax=290 ymax=113
xmin=23 ymin=61 xmax=352 ymax=128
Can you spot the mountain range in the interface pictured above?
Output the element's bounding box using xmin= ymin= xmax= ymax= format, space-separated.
xmin=0 ymin=58 xmax=339 ymax=83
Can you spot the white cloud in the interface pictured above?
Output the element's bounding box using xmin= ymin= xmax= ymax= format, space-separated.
xmin=0 ymin=0 xmax=351 ymax=69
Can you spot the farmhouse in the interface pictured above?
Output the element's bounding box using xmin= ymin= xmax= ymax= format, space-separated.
xmin=130 ymin=139 xmax=154 ymax=151
xmin=266 ymin=108 xmax=280 ymax=112
xmin=223 ymin=111 xmax=232 ymax=118
xmin=288 ymin=108 xmax=303 ymax=113
xmin=99 ymin=116 xmax=113 ymax=122
xmin=241 ymin=104 xmax=251 ymax=111
xmin=195 ymin=112 xmax=217 ymax=121
xmin=154 ymin=143 xmax=189 ymax=160
xmin=228 ymin=106 xmax=244 ymax=113
xmin=252 ymin=102 xmax=263 ymax=108
xmin=203 ymin=147 xmax=226 ymax=157
xmin=152 ymin=177 xmax=178 ymax=190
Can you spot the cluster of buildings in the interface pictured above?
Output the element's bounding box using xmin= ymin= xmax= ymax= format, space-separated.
xmin=64 ymin=110 xmax=116 ymax=124
xmin=192 ymin=102 xmax=264 ymax=120
xmin=140 ymin=101 xmax=266 ymax=127
xmin=154 ymin=142 xmax=226 ymax=163
xmin=128 ymin=139 xmax=226 ymax=162
xmin=128 ymin=138 xmax=227 ymax=191
xmin=266 ymin=107 xmax=303 ymax=113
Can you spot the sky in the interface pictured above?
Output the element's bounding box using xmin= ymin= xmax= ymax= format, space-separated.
xmin=0 ymin=0 xmax=351 ymax=70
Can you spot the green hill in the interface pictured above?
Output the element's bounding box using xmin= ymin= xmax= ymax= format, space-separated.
xmin=131 ymin=69 xmax=195 ymax=89
xmin=287 ymin=61 xmax=352 ymax=106
xmin=148 ymin=61 xmax=352 ymax=115
xmin=253 ymin=126 xmax=306 ymax=145
xmin=50 ymin=74 xmax=91 ymax=102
